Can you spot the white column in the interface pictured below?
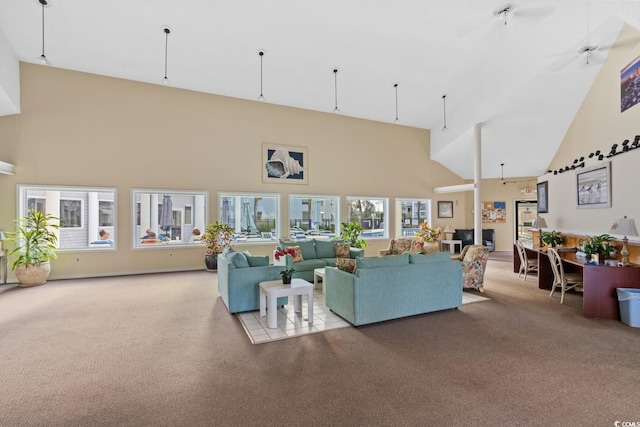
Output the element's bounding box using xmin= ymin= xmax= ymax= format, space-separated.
xmin=87 ymin=192 xmax=99 ymax=243
xmin=194 ymin=194 xmax=206 ymax=230
xmin=474 ymin=123 xmax=482 ymax=245
xmin=45 ymin=191 xmax=61 ymax=247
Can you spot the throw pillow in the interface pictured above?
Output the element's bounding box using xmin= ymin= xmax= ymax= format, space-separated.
xmin=394 ymin=238 xmax=413 ymax=254
xmin=336 ymin=257 xmax=356 ymax=273
xmin=335 ymin=242 xmax=351 ymax=258
xmin=230 ymin=251 xmax=250 ymax=268
xmin=410 ymin=240 xmax=424 ymax=254
xmin=314 ymin=239 xmax=336 ymax=259
xmin=289 ymin=245 xmax=304 ymax=262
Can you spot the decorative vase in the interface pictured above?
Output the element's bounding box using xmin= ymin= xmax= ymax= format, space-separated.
xmin=282 ymin=274 xmax=292 ymax=285
xmin=204 ymin=253 xmax=219 ymax=271
xmin=15 ymin=262 xmax=51 ymax=287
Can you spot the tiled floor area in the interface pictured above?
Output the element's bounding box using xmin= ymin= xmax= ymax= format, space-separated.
xmin=237 ymin=290 xmax=351 ymax=344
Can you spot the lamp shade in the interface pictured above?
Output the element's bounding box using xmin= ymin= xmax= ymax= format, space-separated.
xmin=442 ymin=224 xmax=455 ymax=233
xmin=609 ymin=216 xmax=639 ymax=237
xmin=531 ymin=217 xmax=548 ymax=229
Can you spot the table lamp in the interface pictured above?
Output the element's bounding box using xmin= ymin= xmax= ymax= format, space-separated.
xmin=531 ymin=217 xmax=548 ymax=247
xmin=442 ymin=224 xmax=455 ymax=240
xmin=609 ymin=216 xmax=638 ymax=266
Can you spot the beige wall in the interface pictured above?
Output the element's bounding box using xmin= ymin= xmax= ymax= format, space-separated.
xmin=0 ymin=63 xmax=468 ymax=280
xmin=542 ymin=24 xmax=640 ymax=237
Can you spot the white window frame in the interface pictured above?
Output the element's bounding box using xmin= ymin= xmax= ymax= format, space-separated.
xmin=395 ymin=198 xmax=432 ymax=237
xmin=218 ymin=192 xmax=280 ymax=244
xmin=346 ymin=196 xmax=389 ymax=240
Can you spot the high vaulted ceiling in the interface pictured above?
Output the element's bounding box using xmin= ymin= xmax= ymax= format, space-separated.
xmin=0 ymin=1 xmax=639 ymax=179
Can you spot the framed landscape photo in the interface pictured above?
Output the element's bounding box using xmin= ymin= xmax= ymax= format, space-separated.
xmin=437 ymin=201 xmax=453 ymax=218
xmin=537 ymin=181 xmax=548 ymax=213
xmin=576 ymin=162 xmax=611 ymax=209
xmin=262 ymin=143 xmax=308 ymax=184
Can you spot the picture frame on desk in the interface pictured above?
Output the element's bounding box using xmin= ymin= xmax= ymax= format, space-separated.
xmin=537 ymin=181 xmax=548 ymax=213
xmin=576 ymin=162 xmax=611 ymax=209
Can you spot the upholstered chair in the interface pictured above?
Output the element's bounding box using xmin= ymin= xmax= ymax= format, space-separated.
xmin=378 ymin=238 xmax=413 ymax=256
xmin=458 ymin=245 xmax=489 ymax=292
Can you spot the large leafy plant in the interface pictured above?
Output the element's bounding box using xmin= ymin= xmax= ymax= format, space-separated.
xmin=336 ymin=221 xmax=367 ymax=248
xmin=201 ymin=221 xmax=234 ymax=255
xmin=8 ymin=210 xmax=60 ymax=270
xmin=580 ymin=234 xmax=615 ymax=258
xmin=540 ymin=230 xmax=563 ymax=247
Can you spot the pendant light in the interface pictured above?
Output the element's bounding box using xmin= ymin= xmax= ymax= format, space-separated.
xmin=442 ymin=94 xmax=448 ymax=131
xmin=162 ymin=27 xmax=171 ymax=85
xmin=258 ymin=50 xmax=265 ymax=101
xmin=394 ymin=83 xmax=399 ymax=124
xmin=38 ymin=0 xmax=50 ymax=65
xmin=333 ymin=68 xmax=340 ymax=113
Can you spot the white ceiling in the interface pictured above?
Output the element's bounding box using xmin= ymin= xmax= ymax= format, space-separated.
xmin=0 ymin=0 xmax=638 ymax=179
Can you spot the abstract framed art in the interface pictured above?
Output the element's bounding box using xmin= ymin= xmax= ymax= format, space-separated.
xmin=537 ymin=181 xmax=548 ymax=213
xmin=262 ymin=143 xmax=308 ymax=184
xmin=437 ymin=201 xmax=453 ymax=218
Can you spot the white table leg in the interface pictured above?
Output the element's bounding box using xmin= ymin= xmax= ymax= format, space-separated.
xmin=259 ymin=288 xmax=266 ymax=318
xmin=267 ymin=291 xmax=278 ymax=329
xmin=314 ymin=273 xmax=319 ymax=290
xmin=307 ymin=289 xmax=313 ymax=324
xmin=294 ymin=294 xmax=301 ymax=313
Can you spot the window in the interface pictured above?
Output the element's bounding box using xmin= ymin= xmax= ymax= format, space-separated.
xmin=289 ymin=195 xmax=339 ymax=240
xmin=17 ymin=185 xmax=117 ymax=250
xmin=395 ymin=199 xmax=431 ymax=236
xmin=219 ymin=192 xmax=279 ymax=243
xmin=184 ymin=205 xmax=193 ymax=225
xmin=132 ymin=189 xmax=208 ymax=248
xmin=346 ymin=197 xmax=388 ymax=239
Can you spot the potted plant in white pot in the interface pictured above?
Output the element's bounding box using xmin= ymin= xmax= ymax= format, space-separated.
xmin=201 ymin=221 xmax=234 ymax=271
xmin=8 ymin=210 xmax=60 ymax=287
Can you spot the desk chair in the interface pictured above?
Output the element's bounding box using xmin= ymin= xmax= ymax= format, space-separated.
xmin=515 ymin=240 xmax=538 ymax=280
xmin=547 ymin=247 xmax=583 ymax=304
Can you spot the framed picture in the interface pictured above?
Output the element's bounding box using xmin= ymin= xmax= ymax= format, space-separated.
xmin=621 ymin=54 xmax=640 ymax=112
xmin=537 ymin=181 xmax=548 ymax=213
xmin=437 ymin=201 xmax=453 ymax=218
xmin=576 ymin=162 xmax=611 ymax=209
xmin=482 ymin=201 xmax=506 ymax=223
xmin=262 ymin=143 xmax=307 ymax=184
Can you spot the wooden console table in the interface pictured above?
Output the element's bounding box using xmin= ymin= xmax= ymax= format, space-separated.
xmin=513 ymin=244 xmax=640 ymax=320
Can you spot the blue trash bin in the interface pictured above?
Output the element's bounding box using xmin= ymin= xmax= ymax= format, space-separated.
xmin=616 ymin=288 xmax=640 ymax=328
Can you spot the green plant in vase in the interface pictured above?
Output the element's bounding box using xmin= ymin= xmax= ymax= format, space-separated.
xmin=540 ymin=230 xmax=563 ymax=247
xmin=579 ymin=234 xmax=615 ymax=263
xmin=336 ymin=221 xmax=367 ymax=248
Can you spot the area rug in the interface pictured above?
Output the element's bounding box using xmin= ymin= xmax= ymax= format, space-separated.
xmin=238 ymin=290 xmax=490 ymax=344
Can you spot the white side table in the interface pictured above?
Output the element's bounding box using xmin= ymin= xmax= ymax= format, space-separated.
xmin=441 ymin=239 xmax=462 ymax=254
xmin=259 ymin=278 xmax=314 ymax=329
xmin=313 ymin=268 xmax=326 ymax=293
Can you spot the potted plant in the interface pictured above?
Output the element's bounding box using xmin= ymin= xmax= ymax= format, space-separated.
xmin=415 ymin=221 xmax=442 ymax=252
xmin=201 ymin=221 xmax=234 ymax=271
xmin=540 ymin=230 xmax=563 ymax=248
xmin=336 ymin=221 xmax=367 ymax=248
xmin=8 ymin=210 xmax=60 ymax=287
xmin=279 ymin=267 xmax=295 ymax=285
xmin=580 ymin=234 xmax=615 ymax=263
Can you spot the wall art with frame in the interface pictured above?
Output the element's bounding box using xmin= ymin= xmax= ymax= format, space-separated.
xmin=537 ymin=181 xmax=548 ymax=213
xmin=576 ymin=162 xmax=611 ymax=209
xmin=262 ymin=143 xmax=307 ymax=184
xmin=437 ymin=201 xmax=453 ymax=218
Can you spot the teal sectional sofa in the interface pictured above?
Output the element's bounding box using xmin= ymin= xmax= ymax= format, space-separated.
xmin=324 ymin=252 xmax=462 ymax=326
xmin=217 ymin=248 xmax=288 ymax=313
xmin=275 ymin=239 xmax=364 ymax=282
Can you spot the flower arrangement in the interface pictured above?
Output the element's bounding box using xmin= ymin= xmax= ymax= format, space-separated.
xmin=415 ymin=221 xmax=441 ymax=242
xmin=201 ymin=221 xmax=234 ymax=255
xmin=279 ymin=267 xmax=295 ymax=277
xmin=274 ymin=247 xmax=296 ymax=261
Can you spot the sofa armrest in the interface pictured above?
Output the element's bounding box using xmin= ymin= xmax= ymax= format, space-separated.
xmin=350 ymin=248 xmax=365 ymax=258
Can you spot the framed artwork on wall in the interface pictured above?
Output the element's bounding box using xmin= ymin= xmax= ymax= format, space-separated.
xmin=482 ymin=201 xmax=506 ymax=223
xmin=576 ymin=162 xmax=611 ymax=209
xmin=262 ymin=143 xmax=307 ymax=184
xmin=437 ymin=201 xmax=453 ymax=218
xmin=537 ymin=181 xmax=548 ymax=213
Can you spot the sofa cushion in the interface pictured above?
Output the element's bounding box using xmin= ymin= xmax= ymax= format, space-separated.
xmin=409 ymin=252 xmax=451 ymax=264
xmin=281 ymin=239 xmax=316 ymax=259
xmin=393 ymin=238 xmax=413 ymax=254
xmin=335 ymin=242 xmax=351 ymax=258
xmin=246 ymin=255 xmax=269 ymax=267
xmin=410 ymin=240 xmax=424 ymax=254
xmin=356 ymin=253 xmax=410 ymax=269
xmin=336 ymin=257 xmax=356 ymax=273
xmin=315 ymin=239 xmax=336 ymax=258
xmin=230 ymin=251 xmax=250 ymax=268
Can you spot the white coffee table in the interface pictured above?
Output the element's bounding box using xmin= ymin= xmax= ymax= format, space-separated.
xmin=313 ymin=268 xmax=326 ymax=293
xmin=441 ymin=239 xmax=462 ymax=254
xmin=259 ymin=278 xmax=314 ymax=329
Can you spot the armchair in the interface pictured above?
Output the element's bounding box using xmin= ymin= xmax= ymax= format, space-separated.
xmin=458 ymin=245 xmax=489 ymax=292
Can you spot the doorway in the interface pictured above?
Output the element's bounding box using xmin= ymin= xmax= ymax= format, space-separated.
xmin=515 ymin=200 xmax=537 ymax=245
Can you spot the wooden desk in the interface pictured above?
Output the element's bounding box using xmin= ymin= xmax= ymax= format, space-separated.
xmin=513 ymin=244 xmax=640 ymax=320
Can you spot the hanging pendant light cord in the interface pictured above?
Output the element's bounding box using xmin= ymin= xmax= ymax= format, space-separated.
xmin=442 ymin=94 xmax=448 ymax=130
xmin=164 ymin=29 xmax=169 ymax=80
xmin=394 ymin=83 xmax=399 ymax=123
xmin=333 ymin=69 xmax=339 ymax=112
xmin=41 ymin=1 xmax=45 ymax=58
xmin=259 ymin=51 xmax=264 ymax=99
